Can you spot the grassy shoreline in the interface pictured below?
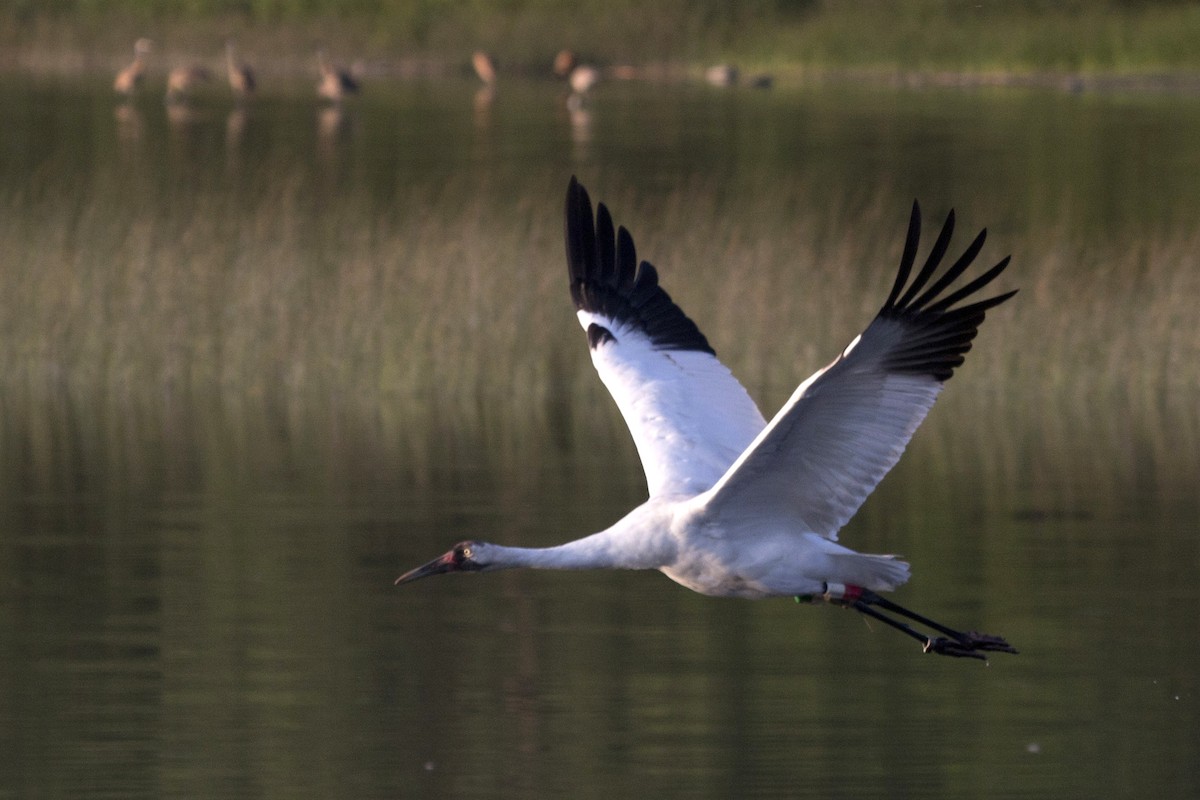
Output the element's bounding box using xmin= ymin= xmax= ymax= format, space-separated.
xmin=6 ymin=3 xmax=1200 ymax=86
xmin=1 ymin=174 xmax=1197 ymax=505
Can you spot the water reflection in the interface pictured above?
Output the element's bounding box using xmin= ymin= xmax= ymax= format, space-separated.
xmin=317 ymin=104 xmax=350 ymax=149
xmin=473 ymin=84 xmax=495 ymax=130
xmin=225 ymin=107 xmax=248 ymax=148
xmin=114 ymin=101 xmax=145 ymax=143
xmin=568 ymin=104 xmax=593 ymax=149
xmin=165 ymin=100 xmax=206 ymax=129
xmin=1 ymin=391 xmax=1198 ymax=798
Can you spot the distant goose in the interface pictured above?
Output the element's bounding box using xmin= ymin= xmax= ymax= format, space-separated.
xmin=317 ymin=49 xmax=360 ymax=102
xmin=114 ymin=38 xmax=153 ymax=96
xmin=553 ymin=50 xmax=600 ymax=110
xmin=472 ymin=50 xmax=497 ymax=85
xmin=225 ymin=41 xmax=256 ymax=97
xmin=705 ymin=63 xmax=739 ymax=87
xmin=568 ymin=64 xmax=600 ymax=95
xmin=165 ymin=65 xmax=213 ymax=103
xmin=553 ymin=49 xmax=577 ymax=78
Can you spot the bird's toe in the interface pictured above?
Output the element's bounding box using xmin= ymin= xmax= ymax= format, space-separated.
xmin=923 ymin=637 xmax=989 ymax=660
xmin=962 ymin=632 xmax=1019 ymax=654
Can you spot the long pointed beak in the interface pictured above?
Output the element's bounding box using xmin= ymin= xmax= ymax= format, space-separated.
xmin=394 ymin=550 xmax=456 ymax=585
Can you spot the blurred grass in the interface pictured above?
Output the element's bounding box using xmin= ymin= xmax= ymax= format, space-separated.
xmin=0 ymin=168 xmax=1197 ymax=513
xmin=6 ymin=1 xmax=1200 ymax=80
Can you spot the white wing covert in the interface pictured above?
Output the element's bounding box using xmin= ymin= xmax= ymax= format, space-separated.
xmin=565 ymin=178 xmax=767 ymax=498
xmin=703 ymin=202 xmax=1016 ymax=540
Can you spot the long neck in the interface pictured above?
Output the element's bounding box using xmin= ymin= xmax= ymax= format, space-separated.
xmin=491 ymin=520 xmax=674 ymax=572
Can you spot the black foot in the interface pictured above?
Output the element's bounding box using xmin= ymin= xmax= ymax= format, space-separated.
xmin=924 ymin=637 xmax=989 ymax=659
xmin=924 ymin=632 xmax=1017 ymax=659
xmin=959 ymin=631 xmax=1019 ymax=654
xmin=839 ymin=587 xmax=1018 ymax=661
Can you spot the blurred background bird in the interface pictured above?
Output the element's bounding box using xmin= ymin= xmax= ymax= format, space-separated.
xmin=225 ymin=40 xmax=256 ymax=98
xmin=113 ymin=38 xmax=153 ymax=96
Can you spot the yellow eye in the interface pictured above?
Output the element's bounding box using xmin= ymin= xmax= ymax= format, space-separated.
xmin=461 ymin=546 xmax=473 ymax=559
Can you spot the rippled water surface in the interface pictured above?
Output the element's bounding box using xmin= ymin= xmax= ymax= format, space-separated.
xmin=0 ymin=73 xmax=1198 ymax=798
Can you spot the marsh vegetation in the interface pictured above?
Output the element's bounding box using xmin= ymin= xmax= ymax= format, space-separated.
xmin=9 ymin=2 xmax=1200 ymax=83
xmin=1 ymin=79 xmax=1196 ymax=508
xmin=0 ymin=66 xmax=1197 ymax=799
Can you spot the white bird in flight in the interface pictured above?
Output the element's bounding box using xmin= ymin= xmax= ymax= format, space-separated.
xmin=398 ymin=177 xmax=1018 ymax=660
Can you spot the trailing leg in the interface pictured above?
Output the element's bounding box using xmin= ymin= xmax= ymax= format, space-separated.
xmin=868 ymin=591 xmax=1018 ymax=654
xmin=800 ymin=583 xmax=1018 ymax=660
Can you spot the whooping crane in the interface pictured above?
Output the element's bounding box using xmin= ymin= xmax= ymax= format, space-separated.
xmin=397 ymin=178 xmax=1019 ymax=661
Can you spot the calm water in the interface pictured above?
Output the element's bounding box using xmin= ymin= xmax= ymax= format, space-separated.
xmin=0 ymin=71 xmax=1198 ymax=799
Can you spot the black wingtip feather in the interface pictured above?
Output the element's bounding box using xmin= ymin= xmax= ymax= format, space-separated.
xmin=565 ymin=176 xmax=594 ymax=309
xmin=878 ymin=203 xmax=1015 ymax=382
xmin=883 ymin=200 xmax=922 ymax=312
xmin=565 ymin=178 xmax=715 ymax=355
xmin=906 ymin=229 xmax=988 ymax=314
xmin=895 ymin=208 xmax=955 ymax=310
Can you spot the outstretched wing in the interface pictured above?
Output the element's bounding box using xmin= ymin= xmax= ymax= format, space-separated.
xmin=565 ymin=177 xmax=767 ymax=497
xmin=702 ymin=201 xmax=1016 ymax=539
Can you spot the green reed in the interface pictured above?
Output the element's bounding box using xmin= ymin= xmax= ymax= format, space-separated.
xmin=0 ymin=171 xmax=1196 ymax=508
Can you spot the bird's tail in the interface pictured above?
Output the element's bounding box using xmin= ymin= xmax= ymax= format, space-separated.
xmin=828 ymin=553 xmax=911 ymax=592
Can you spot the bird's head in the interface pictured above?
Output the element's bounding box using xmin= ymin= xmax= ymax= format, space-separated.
xmin=394 ymin=540 xmax=497 ymax=585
